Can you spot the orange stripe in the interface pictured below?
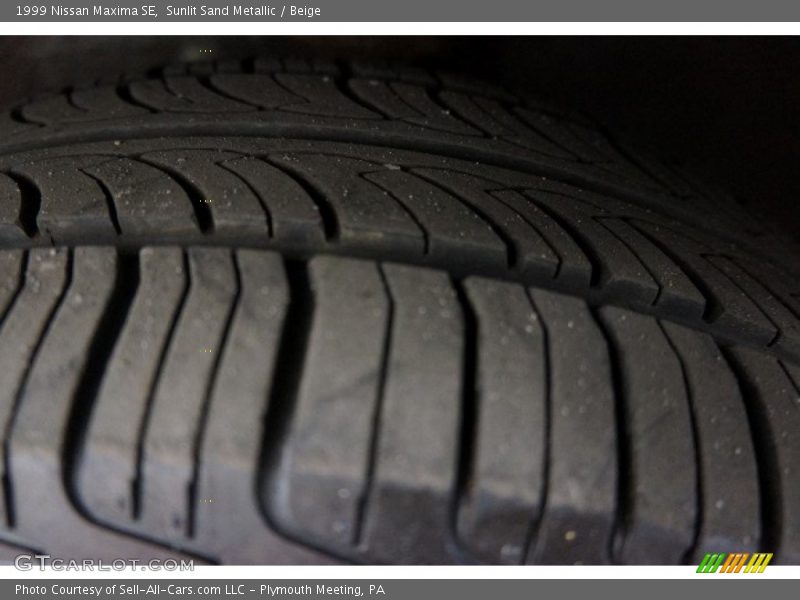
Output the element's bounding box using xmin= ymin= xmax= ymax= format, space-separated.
xmin=734 ymin=553 xmax=749 ymax=572
xmin=721 ymin=553 xmax=737 ymax=573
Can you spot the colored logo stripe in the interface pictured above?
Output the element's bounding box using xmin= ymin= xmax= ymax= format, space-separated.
xmin=720 ymin=553 xmax=749 ymax=573
xmin=697 ymin=552 xmax=773 ymax=573
xmin=697 ymin=553 xmax=726 ymax=573
xmin=744 ymin=553 xmax=773 ymax=573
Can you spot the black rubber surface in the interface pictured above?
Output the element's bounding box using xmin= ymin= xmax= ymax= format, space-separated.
xmin=0 ymin=58 xmax=797 ymax=565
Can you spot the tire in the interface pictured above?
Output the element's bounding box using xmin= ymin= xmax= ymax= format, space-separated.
xmin=0 ymin=57 xmax=797 ymax=566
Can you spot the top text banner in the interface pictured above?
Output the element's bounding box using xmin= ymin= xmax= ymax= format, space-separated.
xmin=4 ymin=0 xmax=800 ymax=21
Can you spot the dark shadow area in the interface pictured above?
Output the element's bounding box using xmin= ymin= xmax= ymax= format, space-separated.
xmin=1 ymin=36 xmax=797 ymax=237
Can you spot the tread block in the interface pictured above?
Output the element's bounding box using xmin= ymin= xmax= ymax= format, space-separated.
xmin=11 ymin=157 xmax=118 ymax=243
xmin=139 ymin=248 xmax=238 ymax=543
xmin=267 ymin=154 xmax=424 ymax=254
xmin=525 ymin=289 xmax=616 ymax=565
xmin=78 ymin=247 xmax=187 ymax=526
xmin=218 ymin=156 xmax=326 ymax=247
xmin=438 ymin=92 xmax=575 ymax=160
xmin=128 ymin=77 xmax=255 ymax=113
xmin=390 ymin=82 xmax=481 ymax=136
xmin=706 ymin=255 xmax=800 ymax=357
xmin=435 ymin=71 xmax=516 ymax=102
xmin=598 ymin=217 xmax=706 ymax=318
xmin=491 ymin=189 xmax=593 ymax=289
xmin=363 ymin=169 xmax=506 ymax=269
xmin=348 ymin=79 xmax=478 ymax=135
xmin=139 ymin=150 xmax=269 ymax=239
xmin=22 ymin=87 xmax=147 ymax=125
xmin=784 ymin=360 xmax=800 ymax=391
xmin=660 ymin=322 xmax=760 ymax=558
xmin=634 ymin=221 xmax=778 ymax=344
xmin=727 ymin=348 xmax=800 ymax=564
xmin=360 ymin=263 xmax=463 ymax=563
xmin=205 ymin=73 xmax=302 ymax=109
xmin=598 ymin=307 xmax=697 ymax=565
xmin=82 ymin=158 xmax=200 ymax=240
xmin=9 ymin=247 xmax=186 ymax=559
xmin=515 ymin=108 xmax=658 ymax=190
xmin=273 ymin=256 xmax=389 ymax=549
xmin=457 ymin=278 xmax=546 ymax=564
xmin=273 ymin=73 xmax=380 ymax=119
xmin=71 ymin=86 xmax=151 ymax=119
xmin=10 ymin=250 xmax=117 ymax=463
xmin=0 ymin=174 xmax=29 ymax=243
xmin=0 ymin=249 xmax=23 ymax=318
xmin=0 ymin=248 xmax=67 ymax=527
xmin=527 ymin=191 xmax=660 ymax=304
xmin=349 ymin=61 xmax=437 ymax=86
xmin=277 ymin=57 xmax=339 ymax=76
xmin=0 ymin=115 xmax=37 ymax=139
xmin=197 ymin=250 xmax=333 ymax=564
xmin=410 ymin=170 xmax=562 ymax=281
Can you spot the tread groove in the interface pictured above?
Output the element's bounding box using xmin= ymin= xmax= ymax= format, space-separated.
xmin=134 ymin=157 xmax=214 ymax=234
xmin=525 ymin=193 xmax=600 ymax=286
xmin=64 ymin=251 xmax=140 ymax=519
xmin=452 ymin=278 xmax=479 ymax=562
xmin=354 ymin=263 xmax=394 ymax=548
xmin=0 ymin=250 xmax=27 ymax=328
xmin=262 ymin=157 xmax=338 ymax=241
xmin=187 ymin=250 xmax=242 ymax=538
xmin=258 ymin=260 xmax=315 ymax=530
xmin=779 ymin=360 xmax=800 ymax=395
xmin=733 ymin=259 xmax=800 ymax=322
xmin=520 ymin=289 xmax=551 ymax=565
xmin=361 ymin=171 xmax=430 ymax=255
xmin=487 ymin=189 xmax=563 ymax=278
xmin=0 ymin=60 xmax=794 ymax=565
xmin=0 ymin=117 xmax=795 ymax=282
xmin=332 ymin=62 xmax=385 ymax=119
xmin=9 ymin=106 xmax=43 ymax=127
xmin=701 ymin=253 xmax=781 ymax=347
xmin=116 ymin=85 xmax=157 ymax=114
xmin=627 ymin=219 xmax=720 ymax=322
xmin=131 ymin=250 xmax=192 ymax=520
xmin=657 ymin=320 xmax=703 ymax=564
xmin=414 ymin=170 xmax=517 ymax=268
xmin=596 ymin=216 xmax=663 ymax=306
xmin=3 ymin=172 xmax=41 ymax=238
xmin=590 ymin=307 xmax=628 ymax=564
xmin=197 ymin=77 xmax=259 ymax=111
xmin=217 ymin=160 xmax=273 ymax=237
xmin=1 ymin=249 xmax=73 ymax=528
xmin=720 ymin=348 xmax=781 ymax=555
xmin=0 ymin=250 xmax=28 ymax=527
xmin=78 ymin=167 xmax=123 ymax=236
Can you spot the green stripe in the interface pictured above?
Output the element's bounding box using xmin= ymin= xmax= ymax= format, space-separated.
xmin=710 ymin=553 xmax=726 ymax=573
xmin=697 ymin=553 xmax=727 ymax=573
xmin=697 ymin=554 xmax=713 ymax=573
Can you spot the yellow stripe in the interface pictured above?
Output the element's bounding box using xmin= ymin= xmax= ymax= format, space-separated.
xmin=749 ymin=553 xmax=766 ymax=573
xmin=758 ymin=553 xmax=773 ymax=573
xmin=744 ymin=553 xmax=759 ymax=573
